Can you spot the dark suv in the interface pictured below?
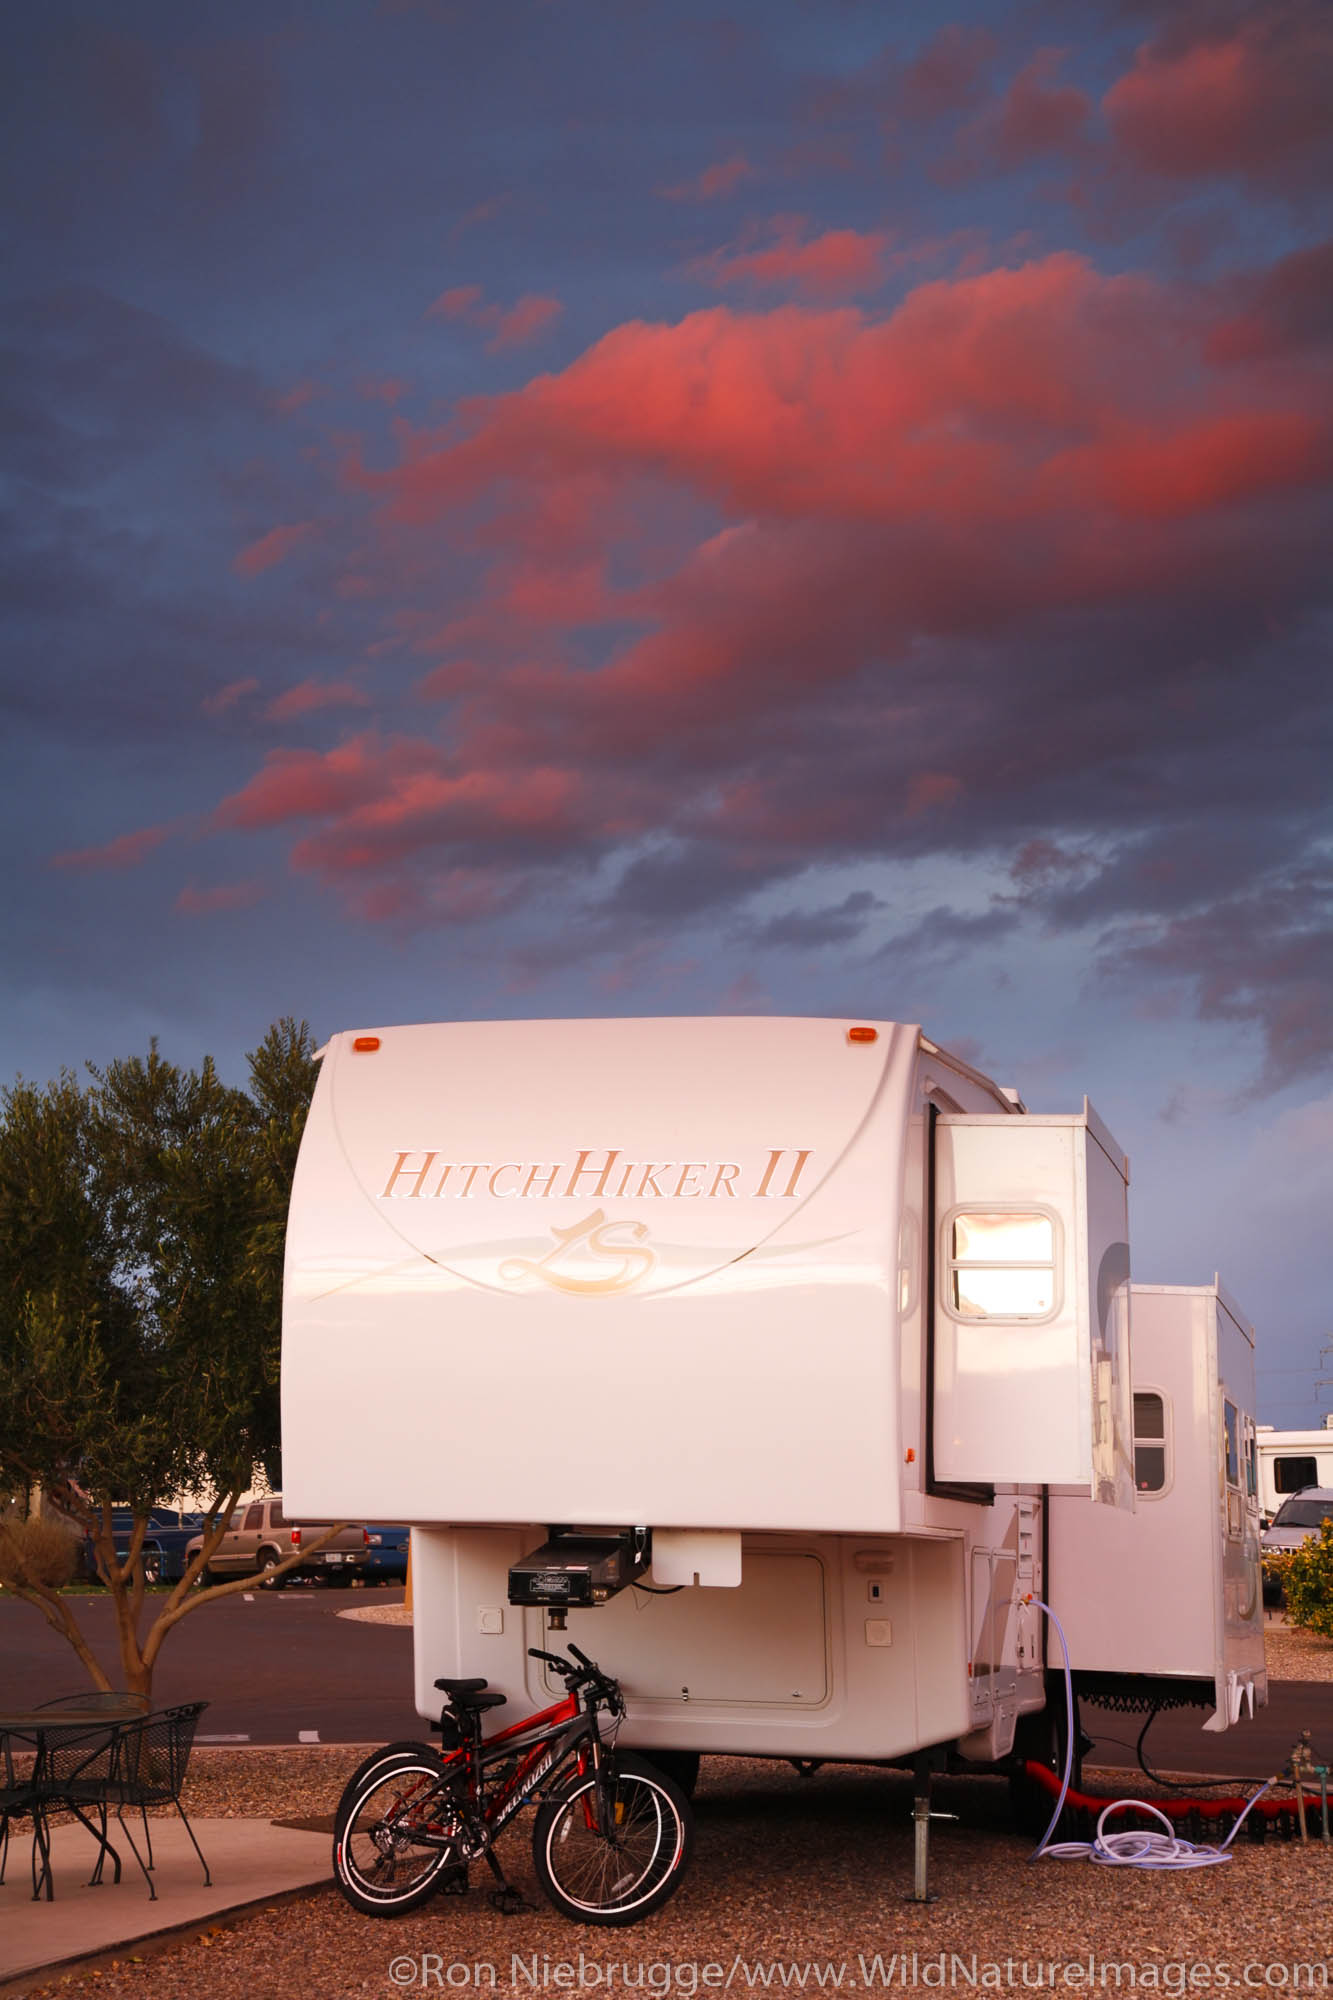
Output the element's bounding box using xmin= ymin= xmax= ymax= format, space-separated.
xmin=82 ymin=1509 xmax=205 ymax=1587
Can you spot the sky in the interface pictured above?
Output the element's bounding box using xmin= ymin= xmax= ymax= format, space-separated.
xmin=2 ymin=0 xmax=1330 ymax=1427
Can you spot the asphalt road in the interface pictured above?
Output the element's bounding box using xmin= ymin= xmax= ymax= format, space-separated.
xmin=2 ymin=1587 xmax=1330 ymax=1774
xmin=0 ymin=1584 xmax=421 ymax=1744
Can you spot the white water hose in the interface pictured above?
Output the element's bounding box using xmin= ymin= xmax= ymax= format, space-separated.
xmin=1026 ymin=1596 xmax=1272 ymax=1870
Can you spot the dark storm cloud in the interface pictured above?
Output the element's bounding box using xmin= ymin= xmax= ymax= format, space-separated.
xmin=872 ymin=905 xmax=1021 ymax=966
xmin=2 ymin=0 xmax=1331 ymax=1116
xmin=1101 ymin=866 xmax=1333 ymax=1092
xmin=743 ymin=890 xmax=885 ymax=951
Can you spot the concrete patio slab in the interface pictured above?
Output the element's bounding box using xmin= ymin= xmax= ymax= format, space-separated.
xmin=0 ymin=1816 xmax=331 ymax=1985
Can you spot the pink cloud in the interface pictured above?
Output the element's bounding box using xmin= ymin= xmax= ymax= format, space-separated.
xmin=894 ymin=23 xmax=998 ymax=121
xmin=202 ymin=676 xmax=260 ymax=717
xmin=363 ymin=255 xmax=1331 ymax=540
xmin=233 ymin=521 xmax=317 ymax=578
xmin=52 ymin=824 xmax=172 ymax=871
xmin=906 ymin=773 xmax=964 ymax=816
xmin=1104 ymin=4 xmax=1333 ymax=193
xmin=660 ymin=153 xmax=755 ymax=201
xmin=427 ymin=284 xmax=563 ymax=350
xmin=274 ymin=379 xmax=319 ymax=416
xmin=265 ymin=678 xmax=371 ymax=722
xmin=175 ymin=880 xmax=265 ymax=915
xmin=192 ymin=244 xmax=1331 ymax=955
xmin=691 ymin=220 xmax=891 ymax=301
xmin=449 ymin=192 xmax=515 ymax=243
xmin=990 ymin=49 xmax=1091 ymax=165
xmin=486 ymin=295 xmax=563 ymax=351
xmin=427 ymin=285 xmax=484 ymax=321
xmin=214 ymin=735 xmax=413 ymax=831
xmin=359 ymin=376 xmax=410 ymax=405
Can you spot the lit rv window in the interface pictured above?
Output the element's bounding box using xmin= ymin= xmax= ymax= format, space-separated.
xmin=1132 ymin=1391 xmax=1168 ymax=1495
xmin=1275 ymin=1455 xmax=1318 ymax=1494
xmin=947 ymin=1211 xmax=1056 ymax=1320
xmin=1223 ymin=1401 xmax=1240 ymax=1488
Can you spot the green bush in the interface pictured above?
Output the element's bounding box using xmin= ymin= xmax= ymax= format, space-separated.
xmin=1282 ymin=1520 xmax=1333 ymax=1640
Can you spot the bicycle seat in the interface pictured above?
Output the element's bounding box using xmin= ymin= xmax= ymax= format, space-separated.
xmin=434 ymin=1677 xmax=488 ymax=1695
xmin=452 ymin=1688 xmax=507 ymax=1712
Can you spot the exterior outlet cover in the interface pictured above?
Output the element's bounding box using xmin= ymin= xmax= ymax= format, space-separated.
xmin=865 ymin=1619 xmax=893 ymax=1647
xmin=651 ymin=1529 xmax=742 ymax=1588
xmin=478 ymin=1607 xmax=504 ymax=1635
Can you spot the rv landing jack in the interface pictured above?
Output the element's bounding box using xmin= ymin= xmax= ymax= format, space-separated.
xmin=907 ymin=1751 xmax=956 ymax=1904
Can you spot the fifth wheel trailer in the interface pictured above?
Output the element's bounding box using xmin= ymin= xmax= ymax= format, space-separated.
xmin=281 ymin=1017 xmax=1264 ymax=1801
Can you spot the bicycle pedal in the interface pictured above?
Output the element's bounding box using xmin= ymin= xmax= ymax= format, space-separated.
xmin=439 ymin=1867 xmax=469 ymax=1898
xmin=490 ymin=1887 xmax=532 ymax=1917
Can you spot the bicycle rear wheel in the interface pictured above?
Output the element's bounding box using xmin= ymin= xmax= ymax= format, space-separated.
xmin=532 ymin=1751 xmax=692 ymax=1926
xmin=334 ymin=1759 xmax=462 ymax=1916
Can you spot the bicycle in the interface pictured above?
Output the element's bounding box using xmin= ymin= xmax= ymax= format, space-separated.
xmin=332 ymin=1643 xmax=693 ymax=1924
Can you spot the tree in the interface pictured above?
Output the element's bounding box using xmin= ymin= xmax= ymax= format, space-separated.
xmin=0 ymin=1017 xmax=339 ymax=1699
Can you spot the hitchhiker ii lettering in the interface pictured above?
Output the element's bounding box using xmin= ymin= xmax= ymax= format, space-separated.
xmin=380 ymin=1148 xmax=812 ymax=1201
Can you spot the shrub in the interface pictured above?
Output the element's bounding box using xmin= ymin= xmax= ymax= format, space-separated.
xmin=1282 ymin=1519 xmax=1333 ymax=1640
xmin=0 ymin=1514 xmax=78 ymax=1591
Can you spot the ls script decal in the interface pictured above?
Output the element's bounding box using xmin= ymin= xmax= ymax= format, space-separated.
xmin=499 ymin=1209 xmax=656 ymax=1296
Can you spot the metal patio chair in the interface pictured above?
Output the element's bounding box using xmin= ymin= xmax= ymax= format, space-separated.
xmin=31 ymin=1715 xmax=127 ymax=1896
xmin=104 ymin=1701 xmax=211 ymax=1899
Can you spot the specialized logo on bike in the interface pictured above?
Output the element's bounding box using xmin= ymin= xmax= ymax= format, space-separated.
xmin=499 ymin=1209 xmax=656 ymax=1296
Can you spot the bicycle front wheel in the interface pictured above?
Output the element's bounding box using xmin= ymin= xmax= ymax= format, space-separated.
xmin=334 ymin=1759 xmax=461 ymax=1916
xmin=334 ymin=1742 xmax=443 ymax=1838
xmin=532 ymin=1751 xmax=693 ymax=1926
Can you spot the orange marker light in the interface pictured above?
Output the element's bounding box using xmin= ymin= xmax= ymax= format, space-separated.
xmin=847 ymin=1026 xmax=878 ymax=1044
xmin=352 ymin=1035 xmax=381 ymax=1053
xmin=905 ymin=1447 xmax=916 ymax=1463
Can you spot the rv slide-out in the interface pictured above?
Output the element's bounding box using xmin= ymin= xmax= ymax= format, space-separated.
xmin=282 ymin=1017 xmax=1264 ymax=1772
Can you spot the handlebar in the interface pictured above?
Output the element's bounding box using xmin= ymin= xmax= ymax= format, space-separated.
xmin=527 ymin=1644 xmax=617 ymax=1701
xmin=528 ymin=1648 xmax=576 ymax=1675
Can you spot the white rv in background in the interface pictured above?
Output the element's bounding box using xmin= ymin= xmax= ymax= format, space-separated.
xmin=282 ymin=1018 xmax=1265 ymax=1799
xmin=1050 ymin=1281 xmax=1265 ymax=1730
xmin=1255 ymin=1420 xmax=1333 ymax=1525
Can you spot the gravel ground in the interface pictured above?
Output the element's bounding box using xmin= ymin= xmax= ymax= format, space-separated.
xmin=13 ymin=1624 xmax=1332 ymax=2000
xmin=17 ymin=1753 xmax=1333 ymax=2000
xmin=1261 ymin=1618 xmax=1333 ymax=1684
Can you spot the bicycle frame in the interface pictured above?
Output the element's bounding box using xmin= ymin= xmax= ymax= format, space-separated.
xmin=391 ymin=1685 xmax=612 ymax=1853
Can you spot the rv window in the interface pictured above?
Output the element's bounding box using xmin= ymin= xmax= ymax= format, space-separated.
xmin=947 ymin=1210 xmax=1056 ymax=1321
xmin=1275 ymin=1455 xmax=1318 ymax=1494
xmin=1244 ymin=1423 xmax=1257 ymax=1500
xmin=1132 ymin=1391 xmax=1168 ymax=1494
xmin=1223 ymin=1401 xmax=1240 ymax=1488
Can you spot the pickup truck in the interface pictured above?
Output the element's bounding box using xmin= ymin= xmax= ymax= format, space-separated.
xmin=364 ymin=1525 xmax=410 ymax=1584
xmin=184 ymin=1495 xmax=369 ymax=1586
xmin=82 ymin=1509 xmax=207 ymax=1587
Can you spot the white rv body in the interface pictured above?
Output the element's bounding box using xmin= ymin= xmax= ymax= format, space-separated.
xmin=282 ymin=1017 xmax=1256 ymax=1769
xmin=1255 ymin=1422 xmax=1333 ymax=1524
xmin=1049 ymin=1282 xmax=1266 ymax=1728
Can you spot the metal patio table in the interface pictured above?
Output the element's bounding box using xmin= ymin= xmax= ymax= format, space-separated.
xmin=0 ymin=1701 xmax=142 ymax=1900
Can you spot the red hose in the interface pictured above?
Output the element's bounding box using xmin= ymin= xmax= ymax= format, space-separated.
xmin=1023 ymin=1759 xmax=1295 ymax=1822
